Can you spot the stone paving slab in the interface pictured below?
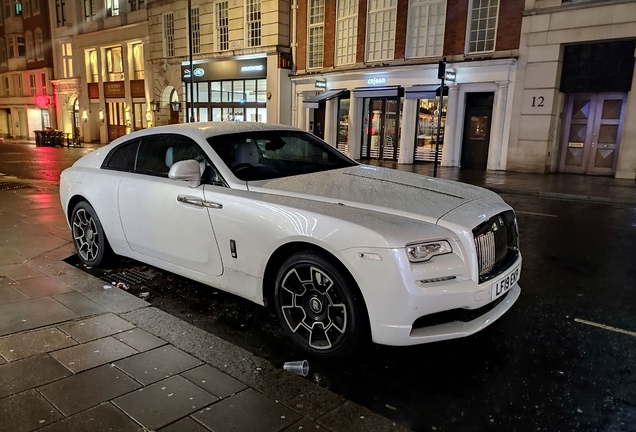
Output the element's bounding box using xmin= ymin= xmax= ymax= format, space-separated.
xmin=181 ymin=364 xmax=247 ymax=399
xmin=52 ymin=292 xmax=108 ymax=317
xmin=0 ymin=389 xmax=63 ymax=432
xmin=159 ymin=417 xmax=210 ymax=432
xmin=0 ymin=297 xmax=80 ymax=337
xmin=115 ymin=345 xmax=202 ymax=385
xmin=50 ymin=336 xmax=138 ymax=373
xmin=0 ymin=283 xmax=30 ymax=305
xmin=0 ymin=327 xmax=76 ymax=362
xmin=316 ymin=401 xmax=410 ymax=432
xmin=0 ymin=354 xmax=72 ymax=399
xmin=0 ymin=263 xmax=45 ymax=281
xmin=282 ymin=418 xmax=331 ymax=432
xmin=57 ymin=313 xmax=135 ymax=343
xmin=39 ymin=363 xmax=142 ymax=416
xmin=12 ymin=277 xmax=74 ymax=298
xmin=37 ymin=403 xmax=142 ymax=432
xmin=112 ymin=328 xmax=167 ymax=352
xmin=113 ymin=375 xmax=217 ymax=431
xmin=0 ymin=250 xmax=25 ymax=266
xmin=192 ymin=388 xmax=301 ymax=432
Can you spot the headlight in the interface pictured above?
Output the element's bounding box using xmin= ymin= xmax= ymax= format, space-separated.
xmin=406 ymin=240 xmax=452 ymax=263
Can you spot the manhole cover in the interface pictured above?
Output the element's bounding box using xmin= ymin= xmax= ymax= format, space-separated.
xmin=0 ymin=182 xmax=30 ymax=191
xmin=100 ymin=269 xmax=152 ymax=286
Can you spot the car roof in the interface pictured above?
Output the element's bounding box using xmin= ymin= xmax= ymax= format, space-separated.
xmin=116 ymin=122 xmax=304 ymax=144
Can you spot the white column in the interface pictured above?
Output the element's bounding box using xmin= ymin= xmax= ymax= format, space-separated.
xmin=324 ymin=98 xmax=338 ymax=146
xmin=98 ymin=48 xmax=108 ymax=143
xmin=487 ymin=81 xmax=509 ymax=171
xmin=296 ymin=93 xmax=306 ymax=130
xmin=348 ymin=95 xmax=363 ymax=159
xmin=122 ymin=43 xmax=132 ymax=135
xmin=398 ymin=98 xmax=417 ymax=164
xmin=442 ymin=84 xmax=460 ymax=166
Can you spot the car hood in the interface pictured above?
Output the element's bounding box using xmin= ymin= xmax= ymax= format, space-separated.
xmin=248 ymin=165 xmax=497 ymax=223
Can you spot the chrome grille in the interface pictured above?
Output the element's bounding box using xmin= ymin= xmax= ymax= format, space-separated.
xmin=473 ymin=211 xmax=519 ymax=282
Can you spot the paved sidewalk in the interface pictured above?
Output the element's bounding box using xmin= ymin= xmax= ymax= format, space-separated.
xmin=0 ymin=179 xmax=409 ymax=432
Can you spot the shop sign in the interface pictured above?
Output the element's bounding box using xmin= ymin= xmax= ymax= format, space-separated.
xmin=181 ymin=58 xmax=267 ymax=82
xmin=34 ymin=95 xmax=50 ymax=108
xmin=104 ymin=81 xmax=125 ymax=98
xmin=444 ymin=70 xmax=456 ymax=82
xmin=315 ymin=79 xmax=327 ymax=89
xmin=130 ymin=80 xmax=145 ymax=98
xmin=367 ymin=77 xmax=386 ymax=86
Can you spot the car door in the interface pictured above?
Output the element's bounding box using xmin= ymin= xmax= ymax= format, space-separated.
xmin=118 ymin=134 xmax=223 ymax=276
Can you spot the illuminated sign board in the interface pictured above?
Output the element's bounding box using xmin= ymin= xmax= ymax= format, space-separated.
xmin=315 ymin=79 xmax=327 ymax=89
xmin=445 ymin=70 xmax=456 ymax=82
xmin=367 ymin=77 xmax=386 ymax=86
xmin=241 ymin=65 xmax=264 ymax=72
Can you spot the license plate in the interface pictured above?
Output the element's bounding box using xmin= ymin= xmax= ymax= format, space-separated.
xmin=491 ymin=264 xmax=520 ymax=301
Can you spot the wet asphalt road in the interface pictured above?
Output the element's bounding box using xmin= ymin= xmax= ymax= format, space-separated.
xmin=2 ymin=142 xmax=635 ymax=432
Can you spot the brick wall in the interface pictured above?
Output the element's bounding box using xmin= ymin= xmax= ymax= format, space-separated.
xmin=443 ymin=0 xmax=469 ymax=56
xmin=496 ymin=0 xmax=524 ymax=51
xmin=297 ymin=0 xmax=308 ymax=71
xmin=323 ymin=0 xmax=336 ymax=68
xmin=394 ymin=0 xmax=409 ymax=60
xmin=355 ymin=0 xmax=368 ymax=64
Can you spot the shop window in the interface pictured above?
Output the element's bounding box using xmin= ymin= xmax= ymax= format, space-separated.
xmin=366 ymin=0 xmax=397 ymax=62
xmin=337 ymin=98 xmax=350 ymax=153
xmin=61 ymin=42 xmax=73 ymax=78
xmin=163 ymin=13 xmax=174 ymax=57
xmin=197 ymin=82 xmax=209 ymax=103
xmin=84 ymin=0 xmax=95 ymax=21
xmin=28 ymin=73 xmax=36 ymax=95
xmin=132 ymin=43 xmax=144 ymax=79
xmin=190 ymin=7 xmax=200 ymax=55
xmin=245 ymin=0 xmax=261 ymax=48
xmin=129 ymin=0 xmax=143 ymax=11
xmin=133 ymin=102 xmax=147 ymax=130
xmin=34 ymin=28 xmax=43 ymax=60
xmin=55 ymin=0 xmax=66 ymax=26
xmin=406 ymin=0 xmax=445 ymax=58
xmin=106 ymin=46 xmax=123 ymax=81
xmin=467 ymin=0 xmax=498 ymax=54
xmin=414 ymin=95 xmax=447 ymax=162
xmin=106 ymin=0 xmax=119 ymax=17
xmin=307 ymin=0 xmax=325 ymax=69
xmin=215 ymin=1 xmax=229 ymax=51
xmin=335 ymin=0 xmax=357 ymax=66
xmin=25 ymin=31 xmax=34 ymax=61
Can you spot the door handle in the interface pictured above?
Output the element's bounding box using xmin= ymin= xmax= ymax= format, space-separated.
xmin=177 ymin=195 xmax=223 ymax=209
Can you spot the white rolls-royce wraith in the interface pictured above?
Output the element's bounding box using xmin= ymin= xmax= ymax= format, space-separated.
xmin=60 ymin=123 xmax=521 ymax=357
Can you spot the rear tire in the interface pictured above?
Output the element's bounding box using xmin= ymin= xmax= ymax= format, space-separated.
xmin=70 ymin=201 xmax=115 ymax=267
xmin=274 ymin=250 xmax=368 ymax=357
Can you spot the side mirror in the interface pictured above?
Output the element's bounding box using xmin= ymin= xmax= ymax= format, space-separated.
xmin=168 ymin=159 xmax=201 ymax=187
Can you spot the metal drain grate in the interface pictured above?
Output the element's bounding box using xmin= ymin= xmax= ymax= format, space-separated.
xmin=101 ymin=269 xmax=152 ymax=286
xmin=0 ymin=182 xmax=30 ymax=191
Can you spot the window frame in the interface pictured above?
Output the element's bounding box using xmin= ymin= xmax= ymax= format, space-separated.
xmin=335 ymin=0 xmax=358 ymax=67
xmin=215 ymin=0 xmax=229 ymax=51
xmin=84 ymin=0 xmax=96 ymax=22
xmin=189 ymin=6 xmax=200 ymax=55
xmin=162 ymin=13 xmax=175 ymax=57
xmin=28 ymin=73 xmax=36 ymax=95
xmin=405 ymin=0 xmax=446 ymax=59
xmin=365 ymin=0 xmax=398 ymax=63
xmin=307 ymin=0 xmax=325 ymax=69
xmin=61 ymin=42 xmax=73 ymax=78
xmin=25 ymin=30 xmax=34 ymax=61
xmin=465 ymin=0 xmax=499 ymax=55
xmin=34 ymin=28 xmax=43 ymax=61
xmin=55 ymin=0 xmax=66 ymax=26
xmin=106 ymin=0 xmax=119 ymax=17
xmin=245 ymin=0 xmax=261 ymax=48
xmin=32 ymin=0 xmax=38 ymax=14
xmin=129 ymin=0 xmax=143 ymax=11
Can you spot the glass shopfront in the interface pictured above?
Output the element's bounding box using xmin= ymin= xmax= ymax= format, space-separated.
xmin=183 ymin=58 xmax=267 ymax=123
xmin=337 ymin=98 xmax=350 ymax=154
xmin=361 ymin=96 xmax=403 ymax=161
xmin=414 ymin=95 xmax=447 ymax=162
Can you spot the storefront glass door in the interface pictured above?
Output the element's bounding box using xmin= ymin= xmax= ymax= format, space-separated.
xmin=361 ymin=97 xmax=401 ymax=161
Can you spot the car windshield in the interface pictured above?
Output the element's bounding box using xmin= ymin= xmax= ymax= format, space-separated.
xmin=208 ymin=131 xmax=357 ymax=181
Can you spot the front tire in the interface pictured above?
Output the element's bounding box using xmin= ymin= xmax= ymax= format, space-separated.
xmin=274 ymin=250 xmax=368 ymax=357
xmin=71 ymin=201 xmax=114 ymax=267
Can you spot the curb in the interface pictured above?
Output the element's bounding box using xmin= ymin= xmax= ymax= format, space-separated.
xmin=485 ymin=186 xmax=636 ymax=206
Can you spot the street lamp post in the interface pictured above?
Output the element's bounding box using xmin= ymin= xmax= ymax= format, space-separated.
xmin=187 ymin=0 xmax=195 ymax=123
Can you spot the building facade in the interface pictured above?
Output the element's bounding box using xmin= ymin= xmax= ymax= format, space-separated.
xmin=292 ymin=0 xmax=524 ymax=170
xmin=507 ymin=0 xmax=636 ymax=179
xmin=0 ymin=0 xmax=55 ymax=139
xmin=147 ymin=0 xmax=293 ymax=128
xmin=48 ymin=0 xmax=152 ymax=143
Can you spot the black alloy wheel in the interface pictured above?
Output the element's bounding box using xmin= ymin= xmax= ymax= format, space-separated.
xmin=71 ymin=201 xmax=114 ymax=267
xmin=274 ymin=251 xmax=368 ymax=357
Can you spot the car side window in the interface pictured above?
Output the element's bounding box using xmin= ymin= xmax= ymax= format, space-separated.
xmin=102 ymin=140 xmax=139 ymax=172
xmin=135 ymin=135 xmax=223 ymax=186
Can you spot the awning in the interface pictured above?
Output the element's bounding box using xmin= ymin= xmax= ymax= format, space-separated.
xmin=353 ymin=86 xmax=401 ymax=98
xmin=405 ymin=85 xmax=448 ymax=99
xmin=302 ymin=89 xmax=348 ymax=109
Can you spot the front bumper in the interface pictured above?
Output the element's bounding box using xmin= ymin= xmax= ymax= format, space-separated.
xmin=336 ymin=248 xmax=522 ymax=346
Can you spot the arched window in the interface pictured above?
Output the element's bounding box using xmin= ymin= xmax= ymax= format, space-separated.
xmin=34 ymin=27 xmax=43 ymax=60
xmin=25 ymin=30 xmax=33 ymax=61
